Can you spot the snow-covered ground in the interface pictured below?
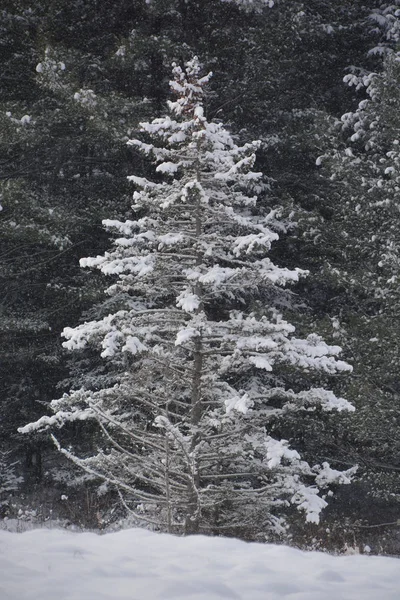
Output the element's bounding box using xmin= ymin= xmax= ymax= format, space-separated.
xmin=0 ymin=527 xmax=399 ymax=600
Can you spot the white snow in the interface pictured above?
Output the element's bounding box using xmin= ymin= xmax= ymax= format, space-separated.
xmin=249 ymin=355 xmax=273 ymax=370
xmin=0 ymin=527 xmax=399 ymax=600
xmin=225 ymin=392 xmax=253 ymax=414
xmin=175 ymin=326 xmax=199 ymax=345
xmin=158 ymin=232 xmax=185 ymax=247
xmin=73 ymin=89 xmax=97 ymax=107
xmin=122 ymin=335 xmax=147 ymax=355
xmin=20 ymin=115 xmax=31 ymax=125
xmin=233 ymin=232 xmax=279 ymax=256
xmin=264 ymin=436 xmax=301 ymax=468
xmin=176 ymin=289 xmax=201 ymax=312
xmin=156 ymin=161 xmax=179 ymax=174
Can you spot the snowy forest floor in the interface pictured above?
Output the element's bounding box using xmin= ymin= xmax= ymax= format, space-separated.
xmin=0 ymin=527 xmax=399 ymax=599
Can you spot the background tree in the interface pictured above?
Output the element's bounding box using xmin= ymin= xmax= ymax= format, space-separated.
xmin=0 ymin=450 xmax=21 ymax=512
xmin=0 ymin=1 xmax=152 ymax=491
xmin=302 ymin=48 xmax=400 ymax=537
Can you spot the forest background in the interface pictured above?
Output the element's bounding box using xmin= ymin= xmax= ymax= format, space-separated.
xmin=2 ymin=0 xmax=400 ymax=554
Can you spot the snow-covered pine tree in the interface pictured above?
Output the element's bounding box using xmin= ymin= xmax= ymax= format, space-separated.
xmin=21 ymin=57 xmax=355 ymax=538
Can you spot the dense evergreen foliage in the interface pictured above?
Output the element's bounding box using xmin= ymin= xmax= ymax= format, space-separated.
xmin=2 ymin=0 xmax=400 ymax=552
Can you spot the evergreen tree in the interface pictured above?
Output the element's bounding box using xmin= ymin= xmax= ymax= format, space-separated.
xmin=2 ymin=0 xmax=390 ymax=535
xmin=309 ymin=49 xmax=400 ymax=524
xmin=22 ymin=58 xmax=355 ymax=537
xmin=0 ymin=450 xmax=21 ymax=510
xmin=0 ymin=2 xmax=151 ymax=487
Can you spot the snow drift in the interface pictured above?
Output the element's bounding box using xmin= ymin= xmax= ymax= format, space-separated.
xmin=0 ymin=527 xmax=399 ymax=600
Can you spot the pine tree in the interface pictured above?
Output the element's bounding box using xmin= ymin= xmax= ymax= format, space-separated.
xmin=21 ymin=58 xmax=355 ymax=537
xmin=308 ymin=48 xmax=400 ymax=524
xmin=0 ymin=2 xmax=152 ymax=488
xmin=0 ymin=450 xmax=21 ymax=509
